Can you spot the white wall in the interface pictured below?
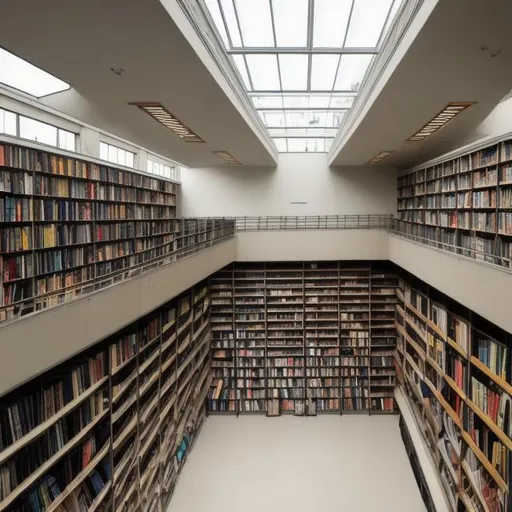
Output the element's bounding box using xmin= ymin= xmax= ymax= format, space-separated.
xmin=181 ymin=153 xmax=397 ymax=217
xmin=236 ymin=231 xmax=390 ymax=262
xmin=0 ymin=239 xmax=236 ymax=396
xmin=389 ymin=235 xmax=512 ymax=333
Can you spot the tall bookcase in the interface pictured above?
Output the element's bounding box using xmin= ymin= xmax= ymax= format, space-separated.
xmin=0 ymin=143 xmax=179 ymax=323
xmin=397 ymin=138 xmax=512 ymax=268
xmin=395 ymin=273 xmax=512 ymax=512
xmin=208 ymin=262 xmax=398 ymax=416
xmin=0 ymin=280 xmax=211 ymax=511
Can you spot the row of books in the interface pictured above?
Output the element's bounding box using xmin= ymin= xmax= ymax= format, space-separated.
xmin=0 ymin=144 xmax=177 ymax=194
xmin=476 ymin=338 xmax=508 ymax=379
xmin=471 ymin=378 xmax=510 ymax=428
xmin=0 ymin=352 xmax=105 ymax=449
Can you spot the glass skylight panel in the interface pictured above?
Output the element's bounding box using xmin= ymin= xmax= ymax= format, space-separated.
xmin=268 ymin=128 xmax=338 ymax=137
xmin=272 ymin=0 xmax=308 ymax=47
xmin=219 ymin=0 xmax=243 ymax=46
xmin=311 ymin=55 xmax=339 ymax=91
xmin=278 ymin=54 xmax=308 ymax=91
xmin=251 ymin=95 xmax=284 ymax=108
xmin=287 ymin=138 xmax=326 ymax=152
xmin=345 ymin=0 xmax=394 ymax=48
xmin=202 ymin=0 xmax=402 ymax=152
xmin=246 ymin=54 xmax=280 ymax=90
xmin=204 ymin=0 xmax=230 ymax=47
xmin=232 ymin=55 xmax=252 ymax=90
xmin=0 ymin=48 xmax=69 ymax=98
xmin=273 ymin=138 xmax=287 ymax=152
xmin=329 ymin=94 xmax=356 ymax=109
xmin=235 ymin=0 xmax=274 ymax=47
xmin=259 ymin=110 xmax=286 ymax=127
xmin=334 ymin=54 xmax=373 ymax=91
xmin=312 ymin=0 xmax=351 ymax=48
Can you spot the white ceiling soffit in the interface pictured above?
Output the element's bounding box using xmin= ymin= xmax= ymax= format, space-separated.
xmin=0 ymin=0 xmax=277 ymax=168
xmin=329 ymin=0 xmax=512 ymax=168
xmin=200 ymin=0 xmax=407 ymax=153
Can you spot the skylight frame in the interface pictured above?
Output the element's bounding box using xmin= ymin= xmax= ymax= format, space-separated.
xmin=203 ymin=0 xmax=404 ymax=152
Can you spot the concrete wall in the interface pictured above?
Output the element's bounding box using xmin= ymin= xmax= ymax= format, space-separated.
xmin=181 ymin=153 xmax=397 ymax=217
xmin=236 ymin=231 xmax=390 ymax=262
xmin=389 ymin=235 xmax=512 ymax=333
xmin=0 ymin=239 xmax=235 ymax=396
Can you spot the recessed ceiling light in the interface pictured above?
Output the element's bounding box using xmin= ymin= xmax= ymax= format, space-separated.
xmin=368 ymin=151 xmax=393 ymax=164
xmin=213 ymin=151 xmax=241 ymax=164
xmin=407 ymin=102 xmax=475 ymax=142
xmin=129 ymin=102 xmax=204 ymax=142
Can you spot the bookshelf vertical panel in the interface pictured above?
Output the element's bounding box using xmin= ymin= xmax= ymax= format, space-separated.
xmin=398 ymin=274 xmax=512 ymax=512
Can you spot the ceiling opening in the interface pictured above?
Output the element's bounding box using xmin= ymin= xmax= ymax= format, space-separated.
xmin=203 ymin=0 xmax=404 ymax=152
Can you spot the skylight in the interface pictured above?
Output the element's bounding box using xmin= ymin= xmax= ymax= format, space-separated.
xmin=0 ymin=48 xmax=70 ymax=98
xmin=204 ymin=0 xmax=404 ymax=152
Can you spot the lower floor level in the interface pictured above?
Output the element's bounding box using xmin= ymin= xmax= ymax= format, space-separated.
xmin=168 ymin=414 xmax=426 ymax=512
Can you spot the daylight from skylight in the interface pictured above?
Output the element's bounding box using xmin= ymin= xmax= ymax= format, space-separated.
xmin=0 ymin=48 xmax=70 ymax=98
xmin=204 ymin=0 xmax=403 ymax=152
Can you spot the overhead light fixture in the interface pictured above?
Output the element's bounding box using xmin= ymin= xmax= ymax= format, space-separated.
xmin=407 ymin=102 xmax=475 ymax=142
xmin=129 ymin=102 xmax=204 ymax=142
xmin=213 ymin=151 xmax=241 ymax=164
xmin=368 ymin=151 xmax=393 ymax=164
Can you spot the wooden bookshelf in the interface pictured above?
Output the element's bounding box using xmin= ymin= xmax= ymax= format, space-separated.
xmin=0 ymin=142 xmax=180 ymax=323
xmin=208 ymin=262 xmax=398 ymax=416
xmin=396 ymin=274 xmax=512 ymax=512
xmin=0 ymin=280 xmax=211 ymax=511
xmin=396 ymin=138 xmax=512 ymax=269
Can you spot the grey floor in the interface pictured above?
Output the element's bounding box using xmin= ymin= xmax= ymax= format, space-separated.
xmin=168 ymin=415 xmax=426 ymax=512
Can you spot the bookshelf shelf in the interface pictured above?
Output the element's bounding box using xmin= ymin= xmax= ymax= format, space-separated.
xmin=0 ymin=280 xmax=211 ymax=511
xmin=397 ymin=137 xmax=512 ymax=268
xmin=208 ymin=262 xmax=398 ymax=416
xmin=397 ymin=274 xmax=512 ymax=512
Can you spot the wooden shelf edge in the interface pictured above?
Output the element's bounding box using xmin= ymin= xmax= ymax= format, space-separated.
xmin=462 ymin=432 xmax=509 ymax=493
xmin=470 ymin=356 xmax=512 ymax=396
xmin=0 ymin=409 xmax=109 ymax=509
xmin=465 ymin=399 xmax=512 ymax=450
xmin=0 ymin=375 xmax=108 ymax=465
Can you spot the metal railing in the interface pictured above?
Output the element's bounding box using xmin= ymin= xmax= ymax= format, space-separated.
xmin=391 ymin=221 xmax=512 ymax=272
xmin=3 ymin=213 xmax=510 ymax=325
xmin=232 ymin=214 xmax=394 ymax=231
xmin=228 ymin=214 xmax=512 ymax=272
xmin=0 ymin=218 xmax=235 ymax=325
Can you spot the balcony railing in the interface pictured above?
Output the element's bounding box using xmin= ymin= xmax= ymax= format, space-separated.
xmin=3 ymin=213 xmax=509 ymax=325
xmin=0 ymin=218 xmax=235 ymax=325
xmin=232 ymin=214 xmax=394 ymax=231
xmin=391 ymin=220 xmax=512 ymax=271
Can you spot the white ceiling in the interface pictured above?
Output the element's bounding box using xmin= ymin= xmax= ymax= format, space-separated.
xmin=330 ymin=0 xmax=512 ymax=168
xmin=0 ymin=0 xmax=277 ymax=168
xmin=1 ymin=0 xmax=512 ymax=171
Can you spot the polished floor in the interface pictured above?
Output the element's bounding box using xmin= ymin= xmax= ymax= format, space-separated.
xmin=168 ymin=414 xmax=426 ymax=512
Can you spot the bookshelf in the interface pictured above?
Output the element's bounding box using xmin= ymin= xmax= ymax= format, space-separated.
xmin=396 ymin=137 xmax=512 ymax=268
xmin=396 ymin=273 xmax=512 ymax=512
xmin=208 ymin=262 xmax=398 ymax=416
xmin=0 ymin=280 xmax=211 ymax=511
xmin=0 ymin=142 xmax=180 ymax=323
